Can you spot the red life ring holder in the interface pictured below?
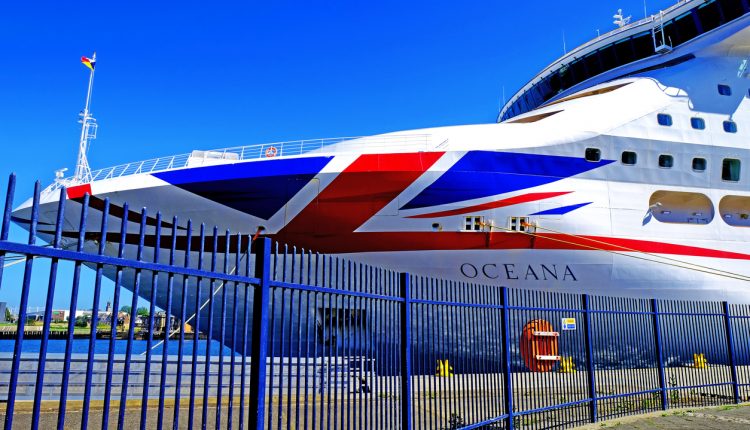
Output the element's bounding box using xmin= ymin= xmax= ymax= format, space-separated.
xmin=265 ymin=146 xmax=278 ymax=158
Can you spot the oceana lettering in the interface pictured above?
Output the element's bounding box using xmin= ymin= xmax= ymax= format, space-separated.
xmin=459 ymin=263 xmax=578 ymax=282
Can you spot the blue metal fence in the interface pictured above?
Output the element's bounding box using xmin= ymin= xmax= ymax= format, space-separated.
xmin=0 ymin=172 xmax=749 ymax=429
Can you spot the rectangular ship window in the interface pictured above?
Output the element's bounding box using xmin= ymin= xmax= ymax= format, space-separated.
xmin=463 ymin=216 xmax=484 ymax=231
xmin=509 ymin=216 xmax=531 ymax=232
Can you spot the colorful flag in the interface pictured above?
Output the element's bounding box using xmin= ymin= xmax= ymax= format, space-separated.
xmin=81 ymin=56 xmax=95 ymax=71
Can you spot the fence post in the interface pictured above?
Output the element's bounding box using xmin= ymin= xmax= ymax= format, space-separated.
xmin=501 ymin=287 xmax=514 ymax=430
xmin=399 ymin=272 xmax=413 ymax=430
xmin=249 ymin=237 xmax=272 ymax=430
xmin=722 ymin=301 xmax=740 ymax=404
xmin=651 ymin=299 xmax=668 ymax=410
xmin=582 ymin=294 xmax=598 ymax=423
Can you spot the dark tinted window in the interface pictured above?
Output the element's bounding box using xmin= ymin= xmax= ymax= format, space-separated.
xmin=659 ymin=154 xmax=674 ymax=168
xmin=691 ymin=117 xmax=706 ymax=130
xmin=657 ymin=113 xmax=673 ymax=126
xmin=693 ymin=157 xmax=707 ymax=171
xmin=718 ymin=0 xmax=745 ymax=22
xmin=671 ymin=12 xmax=700 ymax=46
xmin=569 ymin=59 xmax=587 ymax=87
xmin=632 ymin=32 xmax=655 ymax=61
xmin=718 ymin=84 xmax=732 ymax=96
xmin=723 ymin=158 xmax=741 ymax=181
xmin=723 ymin=120 xmax=738 ymax=133
xmin=614 ymin=38 xmax=635 ymax=64
xmin=585 ymin=148 xmax=601 ymax=162
xmin=599 ymin=44 xmax=618 ymax=71
xmin=583 ymin=51 xmax=602 ymax=77
xmin=697 ymin=1 xmax=723 ymax=32
xmin=621 ymin=151 xmax=637 ymax=165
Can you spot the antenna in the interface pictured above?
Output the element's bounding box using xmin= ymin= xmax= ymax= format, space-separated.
xmin=74 ymin=52 xmax=98 ymax=183
xmin=643 ymin=0 xmax=648 ymax=19
xmin=562 ymin=30 xmax=567 ymax=54
xmin=613 ymin=9 xmax=631 ymax=28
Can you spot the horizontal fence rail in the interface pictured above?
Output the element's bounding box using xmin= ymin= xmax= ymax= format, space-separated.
xmin=1 ymin=172 xmax=749 ymax=429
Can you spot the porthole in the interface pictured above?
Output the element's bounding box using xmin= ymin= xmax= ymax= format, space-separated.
xmin=723 ymin=120 xmax=738 ymax=133
xmin=657 ymin=113 xmax=673 ymax=126
xmin=585 ymin=148 xmax=601 ymax=162
xmin=658 ymin=154 xmax=674 ymax=168
xmin=692 ymin=157 xmax=707 ymax=172
xmin=722 ymin=158 xmax=741 ymax=182
xmin=718 ymin=84 xmax=732 ymax=96
xmin=690 ymin=117 xmax=705 ymax=130
xmin=621 ymin=151 xmax=637 ymax=165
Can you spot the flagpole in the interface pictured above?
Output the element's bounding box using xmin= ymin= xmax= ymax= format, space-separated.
xmin=75 ymin=52 xmax=97 ymax=183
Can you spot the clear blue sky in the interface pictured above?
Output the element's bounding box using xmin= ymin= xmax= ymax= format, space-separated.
xmin=0 ymin=0 xmax=676 ymax=309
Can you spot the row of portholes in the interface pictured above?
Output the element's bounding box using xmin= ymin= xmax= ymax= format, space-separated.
xmin=657 ymin=113 xmax=738 ymax=133
xmin=648 ymin=191 xmax=750 ymax=227
xmin=585 ymin=148 xmax=742 ymax=182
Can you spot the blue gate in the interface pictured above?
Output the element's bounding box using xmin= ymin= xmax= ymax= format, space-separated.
xmin=0 ymin=173 xmax=749 ymax=429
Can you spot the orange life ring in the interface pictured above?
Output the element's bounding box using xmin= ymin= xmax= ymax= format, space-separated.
xmin=520 ymin=319 xmax=560 ymax=372
xmin=265 ymin=146 xmax=278 ymax=158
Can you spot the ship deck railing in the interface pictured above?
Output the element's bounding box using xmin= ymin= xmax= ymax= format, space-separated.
xmin=46 ymin=133 xmax=433 ymax=193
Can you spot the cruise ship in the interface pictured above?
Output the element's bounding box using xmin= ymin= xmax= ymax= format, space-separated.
xmin=12 ymin=0 xmax=750 ymax=314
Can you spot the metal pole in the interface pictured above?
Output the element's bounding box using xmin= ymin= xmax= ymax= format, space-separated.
xmin=249 ymin=237 xmax=272 ymax=430
xmin=582 ymin=294 xmax=598 ymax=423
xmin=76 ymin=52 xmax=96 ymax=182
xmin=400 ymin=273 xmax=413 ymax=430
xmin=651 ymin=299 xmax=668 ymax=410
xmin=501 ymin=287 xmax=514 ymax=430
xmin=722 ymin=301 xmax=740 ymax=404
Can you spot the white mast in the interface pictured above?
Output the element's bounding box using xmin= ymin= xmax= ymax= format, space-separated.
xmin=74 ymin=52 xmax=98 ymax=183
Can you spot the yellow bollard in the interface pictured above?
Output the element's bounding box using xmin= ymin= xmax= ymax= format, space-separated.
xmin=558 ymin=356 xmax=576 ymax=373
xmin=693 ymin=353 xmax=707 ymax=369
xmin=436 ymin=359 xmax=454 ymax=377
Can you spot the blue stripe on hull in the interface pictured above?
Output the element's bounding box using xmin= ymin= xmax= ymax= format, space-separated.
xmin=153 ymin=156 xmax=333 ymax=220
xmin=401 ymin=151 xmax=614 ymax=210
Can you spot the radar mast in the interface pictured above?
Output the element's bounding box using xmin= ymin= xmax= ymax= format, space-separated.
xmin=74 ymin=52 xmax=98 ymax=183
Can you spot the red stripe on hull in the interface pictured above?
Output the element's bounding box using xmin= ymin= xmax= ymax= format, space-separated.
xmin=407 ymin=191 xmax=572 ymax=218
xmin=277 ymin=152 xmax=444 ymax=239
xmin=271 ymin=231 xmax=750 ymax=261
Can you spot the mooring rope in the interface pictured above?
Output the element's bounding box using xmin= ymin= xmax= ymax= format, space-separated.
xmin=479 ymin=220 xmax=750 ymax=283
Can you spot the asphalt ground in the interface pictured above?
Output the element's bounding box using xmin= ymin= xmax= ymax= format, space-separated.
xmin=577 ymin=403 xmax=750 ymax=429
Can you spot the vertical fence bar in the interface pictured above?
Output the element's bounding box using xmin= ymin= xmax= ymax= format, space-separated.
xmin=158 ymin=218 xmax=179 ymax=430
xmin=140 ymin=212 xmax=162 ymax=429
xmin=82 ymin=198 xmax=110 ymax=430
xmin=0 ymin=174 xmax=16 ymax=283
xmin=215 ymin=229 xmax=230 ymax=430
xmin=31 ymin=187 xmax=65 ymax=430
xmin=249 ymin=237 xmax=272 ymax=430
xmin=102 ymin=202 xmax=130 ymax=430
xmin=723 ymin=301 xmax=740 ymax=404
xmin=582 ymin=294 xmax=598 ymax=423
xmin=501 ymin=286 xmax=514 ymax=430
xmin=173 ymin=220 xmax=192 ymax=429
xmin=239 ymin=236 xmax=252 ymax=430
xmin=202 ymin=227 xmax=219 ymax=430
xmin=189 ymin=223 xmax=205 ymax=430
xmin=651 ymin=299 xmax=668 ymax=410
xmin=399 ymin=272 xmax=412 ymax=430
xmin=118 ymin=209 xmax=148 ymax=430
xmin=4 ymin=181 xmax=40 ymax=430
xmin=57 ymin=192 xmax=90 ymax=430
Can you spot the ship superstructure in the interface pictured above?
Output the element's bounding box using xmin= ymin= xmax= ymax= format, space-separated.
xmin=12 ymin=0 xmax=750 ymax=323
